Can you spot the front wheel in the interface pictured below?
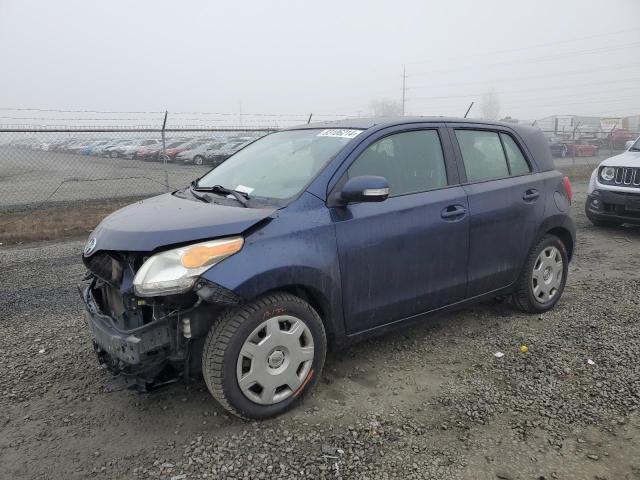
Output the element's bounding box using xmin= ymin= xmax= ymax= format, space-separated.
xmin=193 ymin=155 xmax=204 ymax=166
xmin=512 ymin=234 xmax=569 ymax=313
xmin=202 ymin=292 xmax=327 ymax=420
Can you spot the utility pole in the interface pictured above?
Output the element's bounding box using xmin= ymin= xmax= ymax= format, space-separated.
xmin=401 ymin=65 xmax=407 ymax=116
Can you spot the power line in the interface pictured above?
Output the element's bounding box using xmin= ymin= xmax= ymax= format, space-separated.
xmin=405 ymin=61 xmax=640 ymax=93
xmin=405 ymin=27 xmax=640 ymax=66
xmin=408 ymin=80 xmax=640 ymax=102
xmin=410 ymin=41 xmax=640 ymax=77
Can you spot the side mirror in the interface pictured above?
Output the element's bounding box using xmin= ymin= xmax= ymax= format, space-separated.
xmin=339 ymin=175 xmax=390 ymax=204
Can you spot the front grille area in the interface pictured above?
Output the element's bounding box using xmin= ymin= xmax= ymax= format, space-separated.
xmin=613 ymin=167 xmax=640 ymax=187
xmin=84 ymin=253 xmax=124 ymax=286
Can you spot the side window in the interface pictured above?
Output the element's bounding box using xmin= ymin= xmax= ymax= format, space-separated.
xmin=455 ymin=130 xmax=509 ymax=182
xmin=500 ymin=133 xmax=531 ymax=176
xmin=347 ymin=130 xmax=447 ymax=196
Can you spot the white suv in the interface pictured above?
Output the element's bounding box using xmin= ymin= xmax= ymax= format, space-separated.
xmin=586 ymin=136 xmax=640 ymax=227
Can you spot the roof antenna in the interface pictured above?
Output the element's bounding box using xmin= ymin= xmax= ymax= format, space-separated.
xmin=464 ymin=102 xmax=474 ymax=119
xmin=307 ymin=113 xmax=313 ymax=124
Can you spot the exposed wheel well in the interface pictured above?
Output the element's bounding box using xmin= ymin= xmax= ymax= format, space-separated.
xmin=267 ymin=285 xmax=335 ymax=347
xmin=547 ymin=227 xmax=574 ymax=260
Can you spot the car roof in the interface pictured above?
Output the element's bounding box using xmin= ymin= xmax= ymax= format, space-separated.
xmin=288 ymin=116 xmax=554 ymax=172
xmin=286 ymin=116 xmax=539 ymax=136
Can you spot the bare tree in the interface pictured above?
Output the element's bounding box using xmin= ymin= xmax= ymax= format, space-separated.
xmin=480 ymin=89 xmax=500 ymax=120
xmin=370 ymin=98 xmax=402 ymax=117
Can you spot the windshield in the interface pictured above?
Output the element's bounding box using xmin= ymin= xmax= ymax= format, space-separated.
xmin=196 ymin=129 xmax=362 ymax=200
xmin=631 ymin=137 xmax=640 ymax=151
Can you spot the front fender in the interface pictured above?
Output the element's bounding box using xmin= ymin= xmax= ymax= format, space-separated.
xmin=200 ymin=192 xmax=345 ymax=341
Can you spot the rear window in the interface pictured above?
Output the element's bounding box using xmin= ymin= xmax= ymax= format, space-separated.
xmin=455 ymin=130 xmax=531 ymax=182
xmin=500 ymin=133 xmax=531 ymax=176
xmin=455 ymin=130 xmax=509 ymax=182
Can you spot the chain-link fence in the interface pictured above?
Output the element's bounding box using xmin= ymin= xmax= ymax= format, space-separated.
xmin=0 ymin=127 xmax=274 ymax=243
xmin=0 ymin=127 xmax=275 ymax=210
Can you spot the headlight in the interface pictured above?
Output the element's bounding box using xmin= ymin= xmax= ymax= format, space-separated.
xmin=133 ymin=237 xmax=243 ymax=296
xmin=600 ymin=166 xmax=616 ymax=182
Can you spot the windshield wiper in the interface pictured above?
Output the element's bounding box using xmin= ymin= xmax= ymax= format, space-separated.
xmin=188 ymin=183 xmax=212 ymax=203
xmin=629 ymin=147 xmax=640 ymax=152
xmin=192 ymin=183 xmax=248 ymax=207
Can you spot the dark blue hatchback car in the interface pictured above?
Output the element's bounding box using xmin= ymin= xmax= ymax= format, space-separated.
xmin=80 ymin=117 xmax=575 ymax=419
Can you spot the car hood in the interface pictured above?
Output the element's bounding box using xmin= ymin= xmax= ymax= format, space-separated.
xmin=85 ymin=192 xmax=277 ymax=255
xmin=600 ymin=151 xmax=640 ymax=168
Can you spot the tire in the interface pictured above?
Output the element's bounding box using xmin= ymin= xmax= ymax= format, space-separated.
xmin=202 ymin=292 xmax=327 ymax=420
xmin=193 ymin=155 xmax=204 ymax=166
xmin=512 ymin=234 xmax=569 ymax=313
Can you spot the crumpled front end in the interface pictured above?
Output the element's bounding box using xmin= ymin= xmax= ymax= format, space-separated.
xmin=79 ymin=250 xmax=242 ymax=391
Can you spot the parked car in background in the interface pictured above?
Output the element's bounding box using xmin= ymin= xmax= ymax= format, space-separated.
xmin=115 ymin=139 xmax=161 ymax=159
xmin=166 ymin=139 xmax=209 ymax=161
xmin=66 ymin=140 xmax=96 ymax=154
xmin=565 ymin=140 xmax=598 ymax=157
xmin=53 ymin=139 xmax=74 ymax=151
xmin=586 ymin=136 xmax=640 ymax=227
xmin=547 ymin=137 xmax=568 ymax=158
xmin=134 ymin=141 xmax=185 ymax=161
xmin=80 ymin=117 xmax=575 ymax=419
xmin=204 ymin=136 xmax=256 ymax=165
xmin=607 ymin=128 xmax=635 ymax=150
xmin=102 ymin=140 xmax=134 ymax=157
xmin=79 ymin=140 xmax=110 ymax=156
xmin=177 ymin=141 xmax=228 ymax=165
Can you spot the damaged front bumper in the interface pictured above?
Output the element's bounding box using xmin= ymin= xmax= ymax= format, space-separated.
xmin=78 ymin=273 xmax=243 ymax=391
xmin=79 ymin=284 xmax=172 ymax=366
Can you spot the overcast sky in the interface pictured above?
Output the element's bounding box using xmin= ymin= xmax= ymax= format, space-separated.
xmin=0 ymin=0 xmax=638 ymax=127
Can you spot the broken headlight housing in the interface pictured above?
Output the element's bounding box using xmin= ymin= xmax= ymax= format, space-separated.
xmin=133 ymin=237 xmax=243 ymax=297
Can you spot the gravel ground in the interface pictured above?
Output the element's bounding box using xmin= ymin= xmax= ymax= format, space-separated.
xmin=1 ymin=181 xmax=639 ymax=480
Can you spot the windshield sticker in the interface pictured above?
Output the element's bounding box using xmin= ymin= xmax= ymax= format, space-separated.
xmin=317 ymin=129 xmax=363 ymax=139
xmin=235 ymin=185 xmax=255 ymax=195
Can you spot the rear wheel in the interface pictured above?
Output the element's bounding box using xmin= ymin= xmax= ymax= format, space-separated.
xmin=194 ymin=155 xmax=204 ymax=166
xmin=513 ymin=234 xmax=568 ymax=313
xmin=202 ymin=292 xmax=326 ymax=420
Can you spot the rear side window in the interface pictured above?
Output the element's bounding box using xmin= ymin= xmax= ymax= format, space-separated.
xmin=500 ymin=133 xmax=531 ymax=176
xmin=455 ymin=130 xmax=509 ymax=182
xmin=348 ymin=130 xmax=447 ymax=196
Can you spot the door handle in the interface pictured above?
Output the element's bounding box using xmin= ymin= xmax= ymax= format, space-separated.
xmin=441 ymin=205 xmax=466 ymax=220
xmin=523 ymin=189 xmax=540 ymax=201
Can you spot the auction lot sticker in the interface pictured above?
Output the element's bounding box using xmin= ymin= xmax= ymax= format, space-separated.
xmin=317 ymin=129 xmax=363 ymax=139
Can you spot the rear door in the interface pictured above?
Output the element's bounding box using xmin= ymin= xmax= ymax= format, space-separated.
xmin=331 ymin=125 xmax=469 ymax=334
xmin=448 ymin=124 xmax=545 ymax=297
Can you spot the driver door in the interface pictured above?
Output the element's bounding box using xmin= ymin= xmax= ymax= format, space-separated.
xmin=331 ymin=127 xmax=469 ymax=334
